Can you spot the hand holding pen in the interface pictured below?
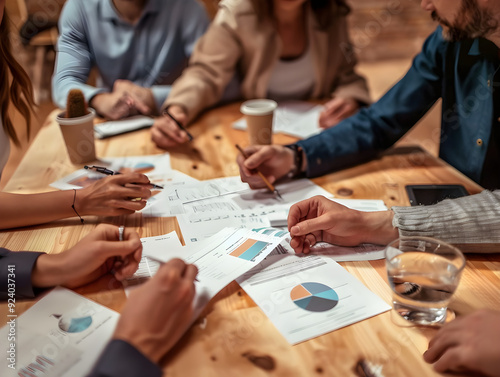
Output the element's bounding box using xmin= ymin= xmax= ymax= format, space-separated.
xmin=236 ymin=144 xmax=283 ymax=200
xmin=75 ymin=171 xmax=153 ymax=216
xmin=84 ymin=165 xmax=164 ymax=189
xmin=151 ymin=104 xmax=192 ymax=149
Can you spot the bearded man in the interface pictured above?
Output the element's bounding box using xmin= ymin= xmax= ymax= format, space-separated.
xmin=237 ymin=0 xmax=500 ymax=190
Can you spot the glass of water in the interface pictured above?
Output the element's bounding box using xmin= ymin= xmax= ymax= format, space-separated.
xmin=385 ymin=237 xmax=465 ymax=326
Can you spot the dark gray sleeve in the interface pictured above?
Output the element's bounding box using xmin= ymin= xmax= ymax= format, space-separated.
xmin=87 ymin=339 xmax=162 ymax=377
xmin=392 ymin=190 xmax=500 ymax=246
xmin=0 ymin=248 xmax=45 ymax=300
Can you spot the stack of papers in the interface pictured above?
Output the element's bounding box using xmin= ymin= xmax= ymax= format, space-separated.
xmin=147 ymin=177 xmax=334 ymax=244
xmin=126 ymin=227 xmax=390 ymax=345
xmin=44 ymin=154 xmax=394 ymax=346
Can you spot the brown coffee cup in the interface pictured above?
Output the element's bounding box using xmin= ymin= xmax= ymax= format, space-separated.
xmin=56 ymin=108 xmax=96 ymax=164
xmin=240 ymin=99 xmax=277 ymax=145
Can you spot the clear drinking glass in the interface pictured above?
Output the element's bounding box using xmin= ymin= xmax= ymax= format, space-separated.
xmin=385 ymin=237 xmax=465 ymax=326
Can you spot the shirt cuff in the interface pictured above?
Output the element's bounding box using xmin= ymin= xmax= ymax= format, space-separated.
xmin=150 ymin=85 xmax=172 ymax=114
xmin=0 ymin=250 xmax=45 ymax=299
xmin=88 ymin=339 xmax=162 ymax=377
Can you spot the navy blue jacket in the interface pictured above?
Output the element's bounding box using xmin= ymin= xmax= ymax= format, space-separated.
xmin=298 ymin=26 xmax=498 ymax=184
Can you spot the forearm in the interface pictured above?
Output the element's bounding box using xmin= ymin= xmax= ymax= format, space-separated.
xmin=392 ymin=190 xmax=500 ymax=247
xmin=30 ymin=254 xmax=68 ymax=288
xmin=0 ymin=191 xmax=77 ymax=229
xmin=53 ymin=78 xmax=106 ymax=110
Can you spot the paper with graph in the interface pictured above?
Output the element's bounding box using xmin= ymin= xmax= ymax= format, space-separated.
xmin=237 ymin=254 xmax=391 ymax=344
xmin=0 ymin=287 xmax=119 ymax=377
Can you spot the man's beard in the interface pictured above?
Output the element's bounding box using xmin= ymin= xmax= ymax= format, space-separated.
xmin=431 ymin=0 xmax=498 ymax=42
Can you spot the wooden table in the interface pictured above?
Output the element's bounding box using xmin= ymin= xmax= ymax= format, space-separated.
xmin=1 ymin=103 xmax=499 ymax=377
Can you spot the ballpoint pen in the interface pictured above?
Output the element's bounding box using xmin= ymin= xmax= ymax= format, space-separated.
xmin=235 ymin=144 xmax=283 ymax=200
xmin=84 ymin=165 xmax=164 ymax=189
xmin=163 ymin=105 xmax=194 ymax=142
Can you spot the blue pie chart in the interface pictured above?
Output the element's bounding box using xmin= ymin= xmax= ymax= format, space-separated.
xmin=290 ymin=282 xmax=339 ymax=312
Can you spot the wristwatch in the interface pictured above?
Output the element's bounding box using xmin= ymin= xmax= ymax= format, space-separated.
xmin=284 ymin=144 xmax=304 ymax=178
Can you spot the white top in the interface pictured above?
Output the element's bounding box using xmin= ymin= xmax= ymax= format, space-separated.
xmin=267 ymin=45 xmax=315 ymax=102
xmin=0 ymin=119 xmax=10 ymax=179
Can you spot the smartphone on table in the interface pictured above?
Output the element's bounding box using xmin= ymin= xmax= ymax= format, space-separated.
xmin=405 ymin=184 xmax=469 ymax=206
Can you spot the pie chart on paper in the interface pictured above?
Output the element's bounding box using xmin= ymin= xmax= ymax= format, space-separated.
xmin=290 ymin=282 xmax=339 ymax=312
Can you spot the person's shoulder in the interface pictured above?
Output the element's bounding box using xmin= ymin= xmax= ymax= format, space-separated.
xmin=214 ymin=0 xmax=257 ymax=30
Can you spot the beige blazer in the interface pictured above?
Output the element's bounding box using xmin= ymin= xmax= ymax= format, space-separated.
xmin=165 ymin=0 xmax=371 ymax=123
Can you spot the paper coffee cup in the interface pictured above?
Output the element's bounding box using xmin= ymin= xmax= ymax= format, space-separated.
xmin=240 ymin=99 xmax=277 ymax=145
xmin=56 ymin=108 xmax=96 ymax=164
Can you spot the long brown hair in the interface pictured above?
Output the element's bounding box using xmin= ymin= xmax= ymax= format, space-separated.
xmin=250 ymin=0 xmax=350 ymax=30
xmin=0 ymin=11 xmax=34 ymax=146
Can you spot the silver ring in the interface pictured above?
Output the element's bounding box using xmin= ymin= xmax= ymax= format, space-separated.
xmin=118 ymin=225 xmax=125 ymax=242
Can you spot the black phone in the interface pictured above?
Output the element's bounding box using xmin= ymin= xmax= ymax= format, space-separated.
xmin=405 ymin=184 xmax=469 ymax=206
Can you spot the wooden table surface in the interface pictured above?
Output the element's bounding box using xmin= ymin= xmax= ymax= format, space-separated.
xmin=1 ymin=103 xmax=499 ymax=377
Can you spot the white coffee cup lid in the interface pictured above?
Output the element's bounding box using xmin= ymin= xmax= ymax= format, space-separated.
xmin=240 ymin=99 xmax=278 ymax=116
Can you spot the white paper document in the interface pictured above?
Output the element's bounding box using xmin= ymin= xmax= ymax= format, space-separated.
xmin=237 ymin=254 xmax=391 ymax=344
xmin=233 ymin=101 xmax=323 ymax=139
xmin=94 ymin=115 xmax=154 ymax=139
xmin=177 ymin=209 xmax=272 ymax=245
xmin=145 ymin=177 xmax=333 ymax=218
xmin=0 ymin=287 xmax=119 ymax=377
xmin=140 ymin=231 xmax=192 ymax=262
xmin=124 ymin=231 xmax=190 ymax=292
xmin=186 ymin=227 xmax=288 ymax=299
xmin=330 ymin=198 xmax=388 ymax=212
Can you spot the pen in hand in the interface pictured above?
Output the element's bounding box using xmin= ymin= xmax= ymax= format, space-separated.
xmin=84 ymin=165 xmax=164 ymax=190
xmin=163 ymin=105 xmax=194 ymax=142
xmin=235 ymin=144 xmax=283 ymax=200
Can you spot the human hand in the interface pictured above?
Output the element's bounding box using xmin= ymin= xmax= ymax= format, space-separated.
xmin=151 ymin=105 xmax=190 ymax=149
xmin=237 ymin=145 xmax=294 ymax=189
xmin=90 ymin=91 xmax=135 ymax=120
xmin=288 ymin=196 xmax=397 ymax=253
xmin=423 ymin=309 xmax=500 ymax=376
xmin=31 ymin=224 xmax=142 ymax=288
xmin=319 ymin=97 xmax=360 ymax=128
xmin=77 ymin=172 xmax=152 ymax=216
xmin=113 ymin=79 xmax=156 ymax=116
xmin=113 ymin=259 xmax=198 ymax=364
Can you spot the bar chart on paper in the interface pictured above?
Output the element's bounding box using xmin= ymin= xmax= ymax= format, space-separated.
xmin=229 ymin=239 xmax=270 ymax=261
xmin=291 ymin=282 xmax=339 ymax=312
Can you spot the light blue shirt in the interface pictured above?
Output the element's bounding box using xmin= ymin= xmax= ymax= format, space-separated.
xmin=52 ymin=0 xmax=210 ymax=112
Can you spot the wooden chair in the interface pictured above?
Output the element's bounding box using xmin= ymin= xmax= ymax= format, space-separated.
xmin=6 ymin=0 xmax=59 ymax=104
